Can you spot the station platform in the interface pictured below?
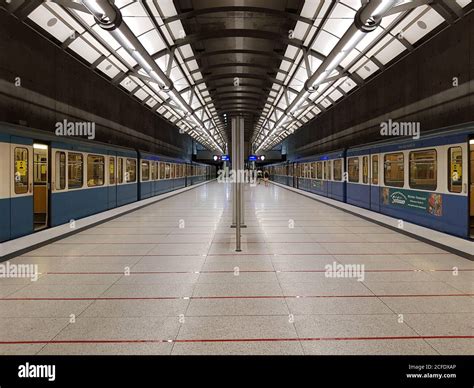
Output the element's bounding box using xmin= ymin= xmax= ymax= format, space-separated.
xmin=0 ymin=181 xmax=473 ymax=355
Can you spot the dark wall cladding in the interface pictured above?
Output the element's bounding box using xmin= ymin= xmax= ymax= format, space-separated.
xmin=0 ymin=10 xmax=197 ymax=160
xmin=284 ymin=10 xmax=474 ymax=159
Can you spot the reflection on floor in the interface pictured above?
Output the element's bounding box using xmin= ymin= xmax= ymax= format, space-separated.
xmin=0 ymin=181 xmax=473 ymax=355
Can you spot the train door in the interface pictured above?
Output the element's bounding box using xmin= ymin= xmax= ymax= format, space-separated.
xmin=288 ymin=163 xmax=294 ymax=187
xmin=370 ymin=153 xmax=380 ymax=212
xmin=293 ymin=163 xmax=298 ymax=188
xmin=470 ymin=139 xmax=474 ymax=237
xmin=108 ymin=155 xmax=117 ymax=209
xmin=33 ymin=143 xmax=49 ymax=231
xmin=11 ymin=139 xmax=34 ymax=238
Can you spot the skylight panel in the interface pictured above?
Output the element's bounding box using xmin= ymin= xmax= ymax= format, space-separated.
xmin=134 ymin=89 xmax=149 ymax=101
xmin=300 ymin=0 xmax=322 ymax=19
xmin=96 ymin=59 xmax=120 ymax=78
xmin=81 ymin=32 xmax=109 ymax=56
xmin=157 ymin=0 xmax=178 ymax=18
xmin=311 ymin=30 xmax=339 ymax=55
xmin=139 ymin=29 xmax=165 ymax=55
xmin=398 ymin=8 xmax=445 ymax=44
xmin=108 ymin=55 xmax=128 ymax=72
xmin=456 ymin=0 xmax=471 ymax=6
xmin=373 ymin=36 xmax=407 ymax=65
xmin=28 ymin=5 xmax=74 ymax=43
xmin=68 ymin=36 xmax=101 ymax=63
xmin=292 ymin=21 xmax=308 ymax=40
xmin=122 ymin=3 xmax=154 ymax=36
xmin=355 ymin=26 xmax=385 ymax=51
xmin=329 ymin=89 xmax=343 ymax=101
xmin=353 ymin=58 xmax=379 ymax=79
xmin=120 ymin=77 xmax=137 ymax=92
xmin=46 ymin=2 xmax=85 ymax=34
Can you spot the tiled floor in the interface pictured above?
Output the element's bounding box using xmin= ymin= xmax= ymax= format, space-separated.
xmin=0 ymin=181 xmax=473 ymax=355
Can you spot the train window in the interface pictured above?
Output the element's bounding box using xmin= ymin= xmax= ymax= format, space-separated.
xmin=151 ymin=162 xmax=157 ymax=180
xmin=448 ymin=147 xmax=463 ymax=193
xmin=159 ymin=162 xmax=165 ymax=180
xmin=165 ymin=163 xmax=171 ymax=179
xmin=68 ymin=153 xmax=83 ymax=189
xmin=309 ymin=162 xmax=314 ymax=179
xmin=117 ymin=158 xmax=123 ymax=184
xmin=14 ymin=147 xmax=29 ymax=194
xmin=324 ymin=161 xmax=330 ymax=180
xmin=34 ymin=151 xmax=47 ymax=184
xmin=316 ymin=162 xmax=323 ymax=179
xmin=409 ymin=150 xmax=437 ymax=191
xmin=141 ymin=160 xmax=150 ymax=182
xmin=362 ymin=156 xmax=369 ymax=184
xmin=372 ymin=155 xmax=379 ymax=185
xmin=333 ymin=159 xmax=342 ymax=181
xmin=87 ymin=155 xmax=105 ymax=187
xmin=348 ymin=157 xmax=359 ymax=183
xmin=171 ymin=164 xmax=176 ymax=179
xmin=126 ymin=159 xmax=136 ymax=183
xmin=109 ymin=157 xmax=115 ymax=185
xmin=55 ymin=151 xmax=66 ymax=190
xmin=384 ymin=153 xmax=404 ymax=188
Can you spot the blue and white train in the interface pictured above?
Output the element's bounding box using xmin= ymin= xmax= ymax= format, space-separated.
xmin=0 ymin=124 xmax=215 ymax=243
xmin=267 ymin=125 xmax=474 ymax=239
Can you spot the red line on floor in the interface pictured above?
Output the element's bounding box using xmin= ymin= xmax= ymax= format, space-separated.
xmin=1 ymin=293 xmax=472 ymax=301
xmin=20 ymin=252 xmax=452 ymax=257
xmin=43 ymin=268 xmax=474 ymax=275
xmin=0 ymin=335 xmax=472 ymax=345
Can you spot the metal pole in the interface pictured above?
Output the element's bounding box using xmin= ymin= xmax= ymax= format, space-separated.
xmin=231 ymin=118 xmax=237 ymax=227
xmin=239 ymin=117 xmax=245 ymax=226
xmin=235 ymin=171 xmax=242 ymax=252
xmin=231 ymin=116 xmax=242 ymax=251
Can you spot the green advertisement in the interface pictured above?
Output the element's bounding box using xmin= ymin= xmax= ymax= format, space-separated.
xmin=382 ymin=188 xmax=442 ymax=217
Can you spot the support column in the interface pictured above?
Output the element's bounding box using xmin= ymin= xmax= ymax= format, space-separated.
xmin=231 ymin=116 xmax=245 ymax=251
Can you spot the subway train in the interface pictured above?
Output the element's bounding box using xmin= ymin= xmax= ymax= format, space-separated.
xmin=0 ymin=124 xmax=216 ymax=243
xmin=266 ymin=125 xmax=474 ymax=239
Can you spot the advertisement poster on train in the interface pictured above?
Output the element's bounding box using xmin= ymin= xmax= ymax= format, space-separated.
xmin=382 ymin=188 xmax=442 ymax=216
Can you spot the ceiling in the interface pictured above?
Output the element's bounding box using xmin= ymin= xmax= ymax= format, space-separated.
xmin=3 ymin=0 xmax=472 ymax=153
xmin=174 ymin=0 xmax=305 ymax=142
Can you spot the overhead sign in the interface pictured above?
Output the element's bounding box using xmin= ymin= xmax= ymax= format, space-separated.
xmin=221 ymin=155 xmax=230 ymax=161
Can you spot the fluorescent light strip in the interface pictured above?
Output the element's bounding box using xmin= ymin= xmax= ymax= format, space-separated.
xmin=113 ymin=29 xmax=135 ymax=51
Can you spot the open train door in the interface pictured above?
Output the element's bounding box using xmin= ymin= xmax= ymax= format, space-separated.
xmin=32 ymin=143 xmax=49 ymax=231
